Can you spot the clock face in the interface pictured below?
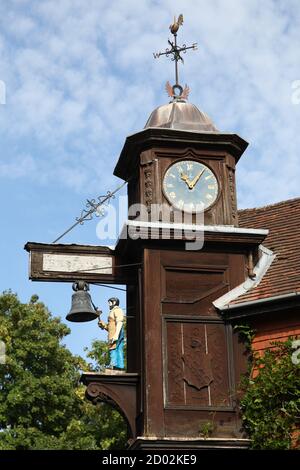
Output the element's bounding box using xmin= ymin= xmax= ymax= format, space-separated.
xmin=163 ymin=160 xmax=219 ymax=212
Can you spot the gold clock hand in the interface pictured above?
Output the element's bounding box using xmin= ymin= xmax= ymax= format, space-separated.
xmin=189 ymin=168 xmax=205 ymax=189
xmin=180 ymin=172 xmax=192 ymax=187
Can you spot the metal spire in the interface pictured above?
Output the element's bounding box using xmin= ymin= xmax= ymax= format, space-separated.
xmin=153 ymin=14 xmax=197 ymax=100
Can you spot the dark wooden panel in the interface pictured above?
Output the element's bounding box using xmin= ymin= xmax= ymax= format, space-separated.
xmin=163 ymin=267 xmax=228 ymax=305
xmin=160 ymin=250 xmax=230 ymax=316
xmin=207 ymin=323 xmax=231 ymax=407
xmin=161 ymin=249 xmax=229 ymax=267
xmin=139 ymin=247 xmax=248 ymax=439
xmin=126 ymin=284 xmax=140 ymax=373
xmin=165 ymin=322 xmax=185 ymax=404
xmin=164 ymin=318 xmax=232 ymax=409
xmin=164 ymin=409 xmax=239 ymax=438
xmin=142 ymin=249 xmax=165 ymax=436
xmin=166 ymin=268 xmax=226 ymax=300
xmin=183 ymin=323 xmax=210 ymax=406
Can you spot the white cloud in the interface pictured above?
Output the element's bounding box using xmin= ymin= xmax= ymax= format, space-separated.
xmin=0 ymin=0 xmax=299 ymax=208
xmin=0 ymin=153 xmax=37 ymax=178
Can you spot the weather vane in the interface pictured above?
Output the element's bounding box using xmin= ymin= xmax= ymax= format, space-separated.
xmin=153 ymin=14 xmax=197 ymax=101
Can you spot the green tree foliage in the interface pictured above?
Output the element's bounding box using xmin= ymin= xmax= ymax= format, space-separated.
xmin=0 ymin=291 xmax=127 ymax=450
xmin=85 ymin=339 xmax=110 ymax=372
xmin=240 ymin=337 xmax=300 ymax=449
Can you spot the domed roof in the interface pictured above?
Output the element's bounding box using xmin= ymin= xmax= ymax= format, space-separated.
xmin=144 ymin=100 xmax=218 ymax=132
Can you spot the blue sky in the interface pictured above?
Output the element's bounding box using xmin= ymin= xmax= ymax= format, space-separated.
xmin=0 ymin=0 xmax=300 ymax=360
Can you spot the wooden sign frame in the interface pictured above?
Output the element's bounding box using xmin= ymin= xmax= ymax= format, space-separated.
xmin=24 ymin=242 xmax=130 ymax=284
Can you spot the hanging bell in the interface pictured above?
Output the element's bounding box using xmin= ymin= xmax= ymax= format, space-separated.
xmin=66 ymin=281 xmax=99 ymax=323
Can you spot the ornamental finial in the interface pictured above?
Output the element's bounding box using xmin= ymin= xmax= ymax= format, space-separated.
xmin=153 ymin=15 xmax=197 ymax=100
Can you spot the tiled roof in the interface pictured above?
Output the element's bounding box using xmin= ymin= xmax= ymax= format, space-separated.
xmin=231 ymin=197 xmax=300 ymax=305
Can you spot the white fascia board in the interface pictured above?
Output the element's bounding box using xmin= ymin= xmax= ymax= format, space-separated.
xmin=122 ymin=220 xmax=268 ymax=236
xmin=213 ymin=245 xmax=276 ymax=310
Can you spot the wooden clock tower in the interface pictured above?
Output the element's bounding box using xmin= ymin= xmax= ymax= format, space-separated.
xmin=104 ymin=101 xmax=267 ymax=449
xmin=80 ymin=18 xmax=268 ymax=450
xmin=82 ymin=94 xmax=268 ymax=450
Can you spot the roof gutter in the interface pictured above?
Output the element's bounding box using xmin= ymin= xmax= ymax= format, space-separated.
xmin=213 ymin=244 xmax=275 ymax=310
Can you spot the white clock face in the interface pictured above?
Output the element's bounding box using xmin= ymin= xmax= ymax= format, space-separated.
xmin=163 ymin=160 xmax=219 ymax=212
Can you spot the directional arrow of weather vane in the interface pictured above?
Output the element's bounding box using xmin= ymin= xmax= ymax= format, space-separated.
xmin=52 ymin=180 xmax=127 ymax=243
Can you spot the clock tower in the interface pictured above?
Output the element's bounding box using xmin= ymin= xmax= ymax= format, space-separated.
xmin=114 ymin=99 xmax=248 ymax=226
xmin=82 ymin=17 xmax=267 ymax=450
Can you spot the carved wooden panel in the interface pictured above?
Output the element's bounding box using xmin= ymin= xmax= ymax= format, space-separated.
xmin=143 ymin=164 xmax=153 ymax=213
xmin=226 ymin=164 xmax=238 ymax=225
xmin=207 ymin=323 xmax=232 ymax=407
xmin=165 ymin=318 xmax=231 ymax=409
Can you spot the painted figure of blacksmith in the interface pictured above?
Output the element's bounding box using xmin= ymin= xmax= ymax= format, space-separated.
xmin=98 ymin=297 xmax=125 ymax=370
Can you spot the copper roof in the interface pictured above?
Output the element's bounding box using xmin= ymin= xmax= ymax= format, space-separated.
xmin=144 ymin=101 xmax=218 ymax=132
xmin=231 ymin=197 xmax=300 ymax=305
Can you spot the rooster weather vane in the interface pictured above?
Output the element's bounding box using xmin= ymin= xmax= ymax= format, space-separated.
xmin=153 ymin=14 xmax=197 ymax=101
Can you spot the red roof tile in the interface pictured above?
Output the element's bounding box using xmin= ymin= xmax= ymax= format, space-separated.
xmin=231 ymin=197 xmax=300 ymax=305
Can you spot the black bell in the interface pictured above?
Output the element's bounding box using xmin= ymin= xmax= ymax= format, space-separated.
xmin=66 ymin=281 xmax=99 ymax=323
